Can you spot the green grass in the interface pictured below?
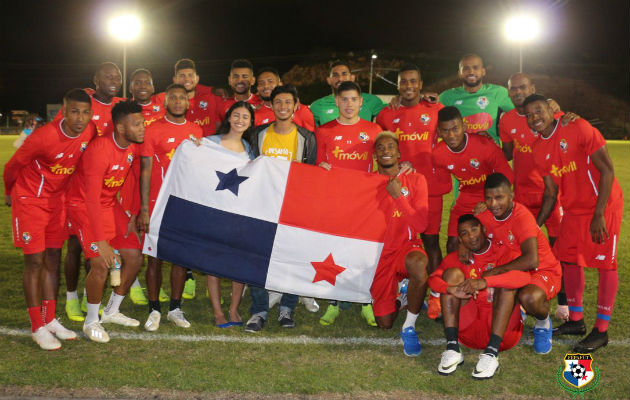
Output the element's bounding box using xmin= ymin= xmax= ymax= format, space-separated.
xmin=0 ymin=136 xmax=628 ymax=399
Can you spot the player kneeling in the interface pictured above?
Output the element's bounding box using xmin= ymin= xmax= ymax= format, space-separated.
xmin=66 ymin=100 xmax=145 ymax=343
xmin=370 ymin=132 xmax=430 ymax=356
xmin=429 ymin=214 xmax=530 ymax=379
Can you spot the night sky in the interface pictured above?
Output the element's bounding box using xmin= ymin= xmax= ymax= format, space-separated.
xmin=1 ymin=0 xmax=628 ymax=116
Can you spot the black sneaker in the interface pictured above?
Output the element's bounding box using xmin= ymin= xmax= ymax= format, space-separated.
xmin=245 ymin=315 xmax=265 ymax=333
xmin=278 ymin=310 xmax=295 ymax=329
xmin=552 ymin=319 xmax=586 ymax=336
xmin=573 ymin=328 xmax=608 ymax=353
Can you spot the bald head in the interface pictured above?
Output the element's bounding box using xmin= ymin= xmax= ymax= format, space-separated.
xmin=459 ymin=53 xmax=483 ymax=69
xmin=458 ymin=54 xmax=486 ymax=90
xmin=507 ymin=73 xmax=536 ymax=108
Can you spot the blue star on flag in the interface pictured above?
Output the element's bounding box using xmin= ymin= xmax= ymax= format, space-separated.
xmin=215 ymin=168 xmax=248 ymax=196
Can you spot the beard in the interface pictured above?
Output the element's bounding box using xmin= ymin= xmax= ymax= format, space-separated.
xmin=462 ymin=77 xmax=482 ymax=88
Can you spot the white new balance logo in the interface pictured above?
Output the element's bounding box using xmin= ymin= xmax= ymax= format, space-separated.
xmin=595 ymin=254 xmax=606 ymax=260
xmin=55 ymin=153 xmax=64 ymax=159
xmin=334 ymin=136 xmax=342 ymax=140
xmin=167 ymin=138 xmax=175 ymax=143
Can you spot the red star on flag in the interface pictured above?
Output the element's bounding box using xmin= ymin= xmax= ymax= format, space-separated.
xmin=311 ymin=253 xmax=346 ymax=286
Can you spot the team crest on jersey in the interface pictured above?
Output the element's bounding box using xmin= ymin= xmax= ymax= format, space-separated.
xmin=127 ymin=153 xmax=134 ymax=164
xmin=393 ymin=118 xmax=400 ymax=123
xmin=80 ymin=142 xmax=88 ymax=152
xmin=22 ymin=232 xmax=32 ymax=244
xmin=189 ymin=134 xmax=197 ymax=142
xmin=508 ymin=231 xmax=515 ymax=244
xmin=199 ymin=101 xmax=208 ymax=110
xmin=90 ymin=242 xmax=99 ymax=252
xmin=93 ymin=115 xmax=100 ymax=121
xmin=476 ymin=96 xmax=489 ymax=109
xmin=447 ymin=164 xmax=454 ymax=170
xmin=469 ymin=158 xmax=480 ymax=169
xmin=559 ymin=139 xmax=569 ymax=153
xmin=152 ymin=105 xmax=161 ymax=112
xmin=358 ymin=132 xmax=370 ymax=142
xmin=420 ymin=114 xmax=431 ymax=125
xmin=401 ymin=187 xmax=410 ymax=197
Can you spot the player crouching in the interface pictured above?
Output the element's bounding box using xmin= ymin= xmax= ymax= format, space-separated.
xmin=370 ymin=131 xmax=430 ymax=356
xmin=429 ymin=215 xmax=530 ymax=379
xmin=66 ymin=100 xmax=145 ymax=343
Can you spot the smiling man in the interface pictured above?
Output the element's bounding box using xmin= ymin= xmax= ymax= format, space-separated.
xmin=221 ymin=59 xmax=263 ymax=116
xmin=525 ymin=94 xmax=623 ymax=353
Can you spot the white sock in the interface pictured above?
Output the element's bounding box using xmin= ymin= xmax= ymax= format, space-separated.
xmin=534 ymin=315 xmax=550 ymax=329
xmin=103 ymin=293 xmax=125 ymax=316
xmin=85 ymin=302 xmax=101 ymax=325
xmin=83 ymin=288 xmax=87 ymax=297
xmin=402 ymin=311 xmax=419 ymax=330
xmin=67 ymin=291 xmax=79 ymax=301
xmin=131 ymin=278 xmax=141 ymax=288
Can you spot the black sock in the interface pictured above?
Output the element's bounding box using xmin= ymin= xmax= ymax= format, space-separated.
xmin=484 ymin=334 xmax=502 ymax=357
xmin=557 ymin=292 xmax=567 ymax=306
xmin=149 ymin=300 xmax=161 ymax=314
xmin=169 ymin=298 xmax=182 ymax=311
xmin=444 ymin=327 xmax=460 ymax=352
xmin=186 ymin=270 xmax=194 ymax=280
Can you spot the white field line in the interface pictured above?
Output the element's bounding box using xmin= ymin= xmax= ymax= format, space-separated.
xmin=1 ymin=325 xmax=628 ymax=347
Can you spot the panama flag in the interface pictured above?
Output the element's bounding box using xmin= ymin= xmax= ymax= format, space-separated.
xmin=143 ymin=139 xmax=393 ymax=303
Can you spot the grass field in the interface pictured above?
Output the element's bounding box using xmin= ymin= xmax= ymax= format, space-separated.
xmin=0 ymin=136 xmax=627 ymax=399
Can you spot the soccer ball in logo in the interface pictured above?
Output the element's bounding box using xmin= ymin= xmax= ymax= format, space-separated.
xmin=80 ymin=142 xmax=88 ymax=152
xmin=469 ymin=158 xmax=480 ymax=169
xmin=571 ymin=364 xmax=586 ymax=380
xmin=358 ymin=132 xmax=369 ymax=142
xmin=199 ymin=101 xmax=208 ymax=110
xmin=560 ymin=139 xmax=569 ymax=153
xmin=476 ymin=96 xmax=489 ymax=109
xmin=127 ymin=153 xmax=134 ymax=163
xmin=420 ymin=114 xmax=430 ymax=125
xmin=22 ymin=232 xmax=32 ymax=244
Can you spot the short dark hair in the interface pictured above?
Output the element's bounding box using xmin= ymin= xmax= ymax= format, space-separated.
xmin=335 ymin=81 xmax=361 ymax=96
xmin=111 ymin=100 xmax=142 ymax=125
xmin=399 ymin=64 xmax=421 ymax=78
xmin=174 ymin=58 xmax=196 ymax=74
xmin=329 ymin=60 xmax=351 ymax=75
xmin=484 ymin=173 xmax=512 ymax=191
xmin=165 ymin=83 xmax=187 ymax=94
xmin=96 ymin=62 xmax=120 ymax=75
xmin=438 ymin=106 xmax=463 ymax=123
xmin=130 ymin=68 xmax=152 ymax=80
xmin=459 ymin=53 xmax=484 ymax=68
xmin=457 ymin=213 xmax=482 ymax=228
xmin=270 ymin=85 xmax=298 ymax=103
xmin=230 ymin=59 xmax=254 ymax=73
xmin=257 ymin=66 xmax=280 ymax=79
xmin=522 ymin=93 xmax=548 ymax=109
xmin=63 ymin=88 xmax=92 ymax=105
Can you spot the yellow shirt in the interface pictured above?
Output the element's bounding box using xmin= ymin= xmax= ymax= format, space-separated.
xmin=261 ymin=124 xmax=298 ymax=161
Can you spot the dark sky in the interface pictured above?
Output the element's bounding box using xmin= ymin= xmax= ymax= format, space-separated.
xmin=1 ymin=0 xmax=628 ymax=115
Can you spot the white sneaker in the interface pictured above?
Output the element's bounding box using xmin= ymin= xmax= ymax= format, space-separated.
xmin=100 ymin=311 xmax=140 ymax=327
xmin=472 ymin=353 xmax=499 ymax=379
xmin=438 ymin=350 xmax=464 ymax=375
xmin=45 ymin=318 xmax=77 ymax=340
xmin=300 ymin=297 xmax=320 ymax=313
xmin=167 ymin=308 xmax=191 ymax=328
xmin=32 ymin=326 xmax=61 ymax=350
xmin=268 ymin=291 xmax=282 ymax=309
xmin=82 ymin=321 xmax=110 ymax=343
xmin=144 ymin=310 xmax=161 ymax=332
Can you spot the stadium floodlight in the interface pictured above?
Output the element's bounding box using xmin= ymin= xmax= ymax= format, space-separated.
xmin=504 ymin=15 xmax=540 ymax=72
xmin=369 ymin=53 xmax=378 ymax=94
xmin=108 ymin=14 xmax=142 ymax=98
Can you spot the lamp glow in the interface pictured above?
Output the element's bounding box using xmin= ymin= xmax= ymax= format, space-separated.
xmin=108 ymin=14 xmax=141 ymax=42
xmin=505 ymin=15 xmax=540 ymax=43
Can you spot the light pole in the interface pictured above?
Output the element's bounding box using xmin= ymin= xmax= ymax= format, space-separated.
xmin=505 ymin=15 xmax=540 ymax=72
xmin=369 ymin=53 xmax=377 ymax=94
xmin=108 ymin=14 xmax=141 ymax=98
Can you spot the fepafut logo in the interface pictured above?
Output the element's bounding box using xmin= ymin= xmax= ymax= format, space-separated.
xmin=556 ymin=353 xmax=600 ymax=398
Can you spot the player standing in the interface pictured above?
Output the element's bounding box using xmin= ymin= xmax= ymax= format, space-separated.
xmin=376 ymin=64 xmax=448 ymax=319
xmin=432 ymin=107 xmax=513 ymax=254
xmin=65 ymin=100 xmax=145 ymax=343
xmin=137 ymin=84 xmax=203 ymax=331
xmin=221 ymin=59 xmax=263 ymax=115
xmin=310 ymin=60 xmax=385 ymax=126
xmin=4 ymin=89 xmax=96 ymax=350
xmin=525 ymin=94 xmax=623 ymax=352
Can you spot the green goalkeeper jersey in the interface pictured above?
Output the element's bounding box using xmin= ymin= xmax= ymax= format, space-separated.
xmin=309 ymin=92 xmax=385 ymax=127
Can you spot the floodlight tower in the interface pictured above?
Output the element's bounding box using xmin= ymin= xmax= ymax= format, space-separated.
xmin=505 ymin=15 xmax=540 ymax=72
xmin=369 ymin=53 xmax=378 ymax=94
xmin=108 ymin=14 xmax=141 ymax=98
